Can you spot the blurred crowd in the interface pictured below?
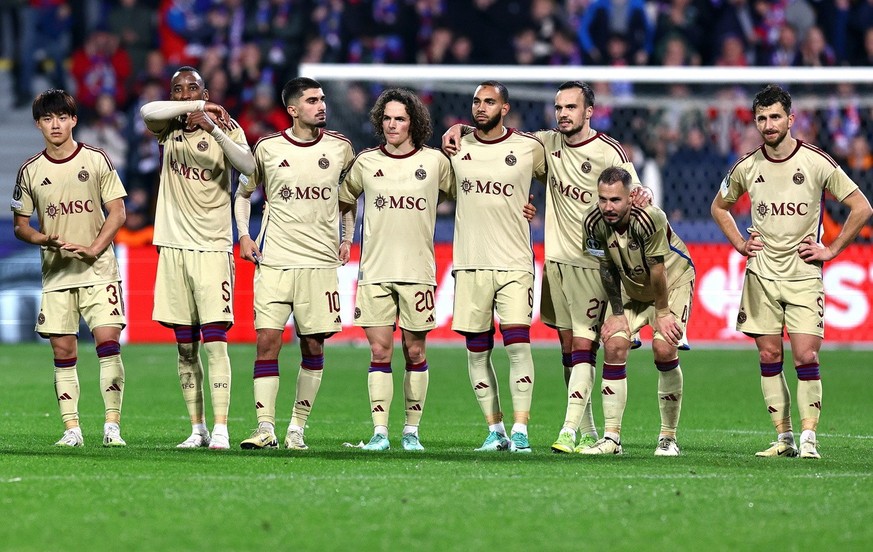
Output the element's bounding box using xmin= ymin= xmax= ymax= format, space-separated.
xmin=1 ymin=0 xmax=871 ymax=240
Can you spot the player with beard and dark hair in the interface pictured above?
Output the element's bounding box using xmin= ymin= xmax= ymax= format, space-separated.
xmin=235 ymin=76 xmax=355 ymax=451
xmin=712 ymin=84 xmax=872 ymax=459
xmin=581 ymin=166 xmax=694 ymax=457
xmin=446 ymin=81 xmax=547 ymax=453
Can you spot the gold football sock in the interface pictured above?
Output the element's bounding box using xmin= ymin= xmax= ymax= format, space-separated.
xmin=563 ymin=352 xmax=596 ymax=431
xmin=291 ymin=355 xmax=324 ymax=428
xmin=403 ymin=360 xmax=429 ymax=428
xmin=175 ymin=327 xmax=204 ymax=424
xmin=796 ymin=363 xmax=822 ymax=432
xmin=504 ymin=328 xmax=533 ymax=425
xmin=601 ymin=363 xmax=627 ymax=434
xmin=368 ymin=362 xmax=393 ymax=429
xmin=253 ymin=359 xmax=280 ymax=426
xmin=466 ymin=333 xmax=502 ymax=425
xmin=54 ymin=357 xmax=80 ymax=429
xmin=655 ymin=359 xmax=683 ymax=437
xmin=203 ymin=335 xmax=231 ymax=426
xmin=96 ymin=340 xmax=124 ymax=425
xmin=760 ymin=362 xmax=792 ymax=434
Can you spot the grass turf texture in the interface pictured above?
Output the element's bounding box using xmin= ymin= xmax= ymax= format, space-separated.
xmin=1 ymin=343 xmax=871 ymax=551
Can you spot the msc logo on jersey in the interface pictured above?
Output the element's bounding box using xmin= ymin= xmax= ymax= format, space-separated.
xmin=505 ymin=153 xmax=517 ymax=166
xmin=793 ymin=171 xmax=805 ymax=185
xmin=168 ymin=156 xmax=213 ymax=181
xmin=756 ymin=201 xmax=809 ymax=217
xmin=374 ymin=194 xmax=426 ymax=211
xmin=318 ymin=156 xmax=330 ymax=169
xmin=415 ymin=167 xmax=427 ymax=180
xmin=461 ymin=179 xmax=515 ymax=196
xmin=581 ymin=161 xmax=592 ymax=174
xmin=45 ymin=200 xmax=95 ymax=219
xmin=551 ymin=175 xmax=593 ymax=203
xmin=278 ymin=184 xmax=332 ymax=201
xmin=77 ymin=169 xmax=89 ymax=182
xmin=197 ymin=140 xmax=209 ymax=152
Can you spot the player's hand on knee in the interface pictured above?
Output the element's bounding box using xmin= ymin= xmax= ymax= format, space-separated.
xmin=656 ymin=313 xmax=681 ymax=347
xmin=601 ymin=314 xmax=629 ymax=343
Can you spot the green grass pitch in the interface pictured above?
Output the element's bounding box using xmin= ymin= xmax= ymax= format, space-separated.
xmin=1 ymin=343 xmax=871 ymax=551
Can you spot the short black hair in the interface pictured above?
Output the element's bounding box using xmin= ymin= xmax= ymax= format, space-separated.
xmin=598 ymin=166 xmax=632 ymax=190
xmin=32 ymin=89 xmax=77 ymax=121
xmin=477 ymin=80 xmax=509 ymax=102
xmin=557 ymin=81 xmax=595 ymax=109
xmin=369 ymin=88 xmax=432 ymax=149
xmin=753 ymin=84 xmax=792 ymax=115
xmin=281 ymin=77 xmax=323 ymax=107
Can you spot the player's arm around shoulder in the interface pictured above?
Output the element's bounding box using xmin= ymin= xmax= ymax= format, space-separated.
xmin=212 ymin=121 xmax=255 ymax=175
xmin=140 ymin=99 xmax=206 ymax=134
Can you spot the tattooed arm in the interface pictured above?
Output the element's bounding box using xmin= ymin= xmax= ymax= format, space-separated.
xmin=599 ymin=258 xmax=629 ymax=342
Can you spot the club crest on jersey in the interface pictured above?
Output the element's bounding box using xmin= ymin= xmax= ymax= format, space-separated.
xmin=354 ymin=307 xmax=361 ymax=319
xmin=374 ymin=194 xmax=387 ymax=210
xmin=737 ymin=308 xmax=747 ymax=324
xmin=793 ymin=171 xmax=805 ymax=185
xmin=318 ymin=156 xmax=330 ymax=169
xmin=629 ymin=240 xmax=640 ymax=251
xmin=37 ymin=312 xmax=45 ymax=325
xmin=586 ymin=237 xmax=605 ymax=257
xmin=581 ymin=161 xmax=592 ymax=173
xmin=460 ymin=178 xmax=473 ymax=194
xmin=197 ymin=140 xmax=209 ymax=152
xmin=505 ymin=153 xmax=517 ymax=166
xmin=279 ymin=184 xmax=293 ymax=201
xmin=77 ymin=169 xmax=89 ymax=182
xmin=415 ymin=167 xmax=427 ymax=180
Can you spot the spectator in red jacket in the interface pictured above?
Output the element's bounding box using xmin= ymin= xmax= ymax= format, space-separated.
xmin=70 ymin=29 xmax=133 ymax=112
